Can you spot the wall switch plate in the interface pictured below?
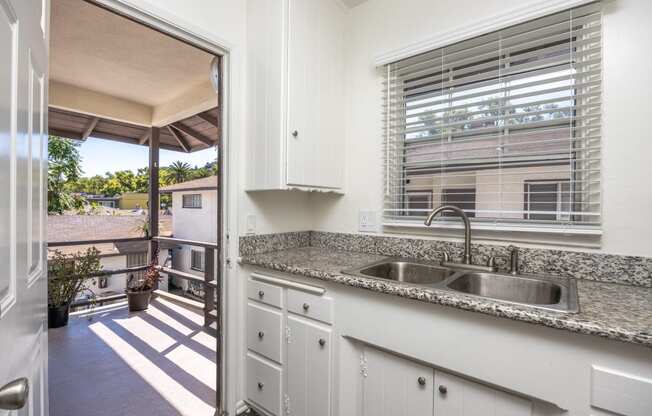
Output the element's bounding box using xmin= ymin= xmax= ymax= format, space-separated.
xmin=246 ymin=214 xmax=256 ymax=235
xmin=358 ymin=210 xmax=378 ymax=233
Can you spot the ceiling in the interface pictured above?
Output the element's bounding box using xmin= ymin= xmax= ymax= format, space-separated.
xmin=341 ymin=0 xmax=369 ymax=8
xmin=50 ymin=0 xmax=215 ymax=107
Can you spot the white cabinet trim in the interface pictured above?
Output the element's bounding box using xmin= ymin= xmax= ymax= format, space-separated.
xmin=374 ymin=0 xmax=595 ymax=66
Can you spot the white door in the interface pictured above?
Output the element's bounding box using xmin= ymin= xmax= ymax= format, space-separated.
xmin=286 ymin=316 xmax=332 ymax=416
xmin=361 ymin=347 xmax=434 ymax=416
xmin=286 ymin=0 xmax=344 ymax=189
xmin=0 ymin=0 xmax=48 ymax=415
xmin=434 ymin=371 xmax=533 ymax=416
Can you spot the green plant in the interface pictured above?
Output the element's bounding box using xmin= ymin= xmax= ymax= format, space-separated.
xmin=127 ymin=255 xmax=160 ymax=293
xmin=48 ymin=247 xmax=102 ymax=307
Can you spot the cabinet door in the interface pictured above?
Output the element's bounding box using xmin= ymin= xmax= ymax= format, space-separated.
xmin=362 ymin=347 xmax=434 ymax=416
xmin=434 ymin=371 xmax=533 ymax=416
xmin=286 ymin=316 xmax=332 ymax=416
xmin=286 ymin=0 xmax=344 ymax=189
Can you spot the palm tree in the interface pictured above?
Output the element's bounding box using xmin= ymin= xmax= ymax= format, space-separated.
xmin=168 ymin=161 xmax=191 ymax=184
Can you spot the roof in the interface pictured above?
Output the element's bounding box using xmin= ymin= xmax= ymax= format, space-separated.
xmin=160 ymin=176 xmax=218 ymax=193
xmin=47 ymin=214 xmax=173 ymax=244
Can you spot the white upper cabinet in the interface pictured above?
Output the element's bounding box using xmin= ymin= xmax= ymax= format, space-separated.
xmin=246 ymin=0 xmax=345 ymax=192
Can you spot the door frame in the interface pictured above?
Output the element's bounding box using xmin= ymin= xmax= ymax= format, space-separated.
xmin=79 ymin=1 xmax=232 ymax=414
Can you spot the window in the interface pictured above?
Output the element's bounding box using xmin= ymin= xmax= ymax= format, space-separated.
xmin=190 ymin=249 xmax=204 ymax=271
xmin=524 ymin=180 xmax=571 ymax=221
xmin=182 ymin=194 xmax=202 ymax=209
xmin=406 ymin=191 xmax=433 ymax=216
xmin=442 ymin=188 xmax=476 ymax=218
xmin=383 ymin=2 xmax=602 ymax=233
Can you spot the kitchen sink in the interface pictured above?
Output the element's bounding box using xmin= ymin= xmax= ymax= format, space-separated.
xmin=357 ymin=261 xmax=456 ymax=285
xmin=343 ymin=258 xmax=579 ymax=313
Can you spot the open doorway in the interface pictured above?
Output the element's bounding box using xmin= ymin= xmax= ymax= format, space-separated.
xmin=46 ymin=1 xmax=226 ymax=415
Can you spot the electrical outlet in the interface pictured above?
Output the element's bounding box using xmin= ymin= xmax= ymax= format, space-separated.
xmin=246 ymin=214 xmax=256 ymax=235
xmin=358 ymin=210 xmax=378 ymax=233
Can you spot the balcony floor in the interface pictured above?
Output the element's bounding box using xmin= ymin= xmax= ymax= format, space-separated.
xmin=49 ymin=296 xmax=217 ymax=416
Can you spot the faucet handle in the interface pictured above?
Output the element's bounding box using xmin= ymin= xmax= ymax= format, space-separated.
xmin=486 ymin=256 xmax=498 ymax=271
xmin=440 ymin=251 xmax=451 ymax=264
xmin=508 ymin=245 xmax=519 ymax=275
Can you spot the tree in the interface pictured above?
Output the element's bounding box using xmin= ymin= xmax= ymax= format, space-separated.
xmin=168 ymin=161 xmax=192 ymax=184
xmin=48 ymin=137 xmax=85 ymax=213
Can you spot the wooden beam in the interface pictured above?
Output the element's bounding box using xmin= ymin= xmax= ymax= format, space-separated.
xmin=138 ymin=128 xmax=151 ymax=145
xmin=48 ymin=128 xmax=83 ymax=141
xmin=170 ymin=123 xmax=214 ymax=147
xmin=149 ymin=127 xmax=160 ymax=264
xmin=166 ymin=125 xmax=191 ymax=153
xmin=196 ymin=112 xmax=219 ymax=128
xmin=81 ymin=117 xmax=99 ymax=140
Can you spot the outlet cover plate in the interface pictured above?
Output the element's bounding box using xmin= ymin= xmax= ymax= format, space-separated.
xmin=358 ymin=210 xmax=378 ymax=233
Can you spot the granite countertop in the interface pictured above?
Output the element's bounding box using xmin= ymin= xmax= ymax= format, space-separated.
xmin=240 ymin=246 xmax=652 ymax=348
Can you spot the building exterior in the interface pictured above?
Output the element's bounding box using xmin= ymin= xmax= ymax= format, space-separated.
xmin=160 ymin=176 xmax=218 ymax=299
xmin=84 ymin=194 xmax=121 ymax=208
xmin=119 ymin=192 xmax=149 ymax=210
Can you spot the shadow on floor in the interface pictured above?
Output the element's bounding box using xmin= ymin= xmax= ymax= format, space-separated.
xmin=48 ymin=297 xmax=216 ymax=416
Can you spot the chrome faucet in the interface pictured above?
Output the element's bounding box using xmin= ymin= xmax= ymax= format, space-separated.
xmin=424 ymin=205 xmax=496 ymax=272
xmin=424 ymin=205 xmax=472 ymax=264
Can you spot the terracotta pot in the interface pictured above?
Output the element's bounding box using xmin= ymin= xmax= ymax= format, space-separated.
xmin=127 ymin=290 xmax=152 ymax=312
xmin=48 ymin=304 xmax=71 ymax=328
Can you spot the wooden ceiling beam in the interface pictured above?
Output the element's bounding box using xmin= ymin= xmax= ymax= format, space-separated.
xmin=49 ymin=128 xmax=83 ymax=141
xmin=138 ymin=129 xmax=151 ymax=145
xmin=166 ymin=125 xmax=191 ymax=153
xmin=81 ymin=117 xmax=100 ymax=140
xmin=196 ymin=112 xmax=219 ymax=128
xmin=170 ymin=123 xmax=214 ymax=147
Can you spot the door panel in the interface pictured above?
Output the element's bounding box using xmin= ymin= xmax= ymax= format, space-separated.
xmin=0 ymin=1 xmax=48 ymax=416
xmin=434 ymin=371 xmax=533 ymax=416
xmin=362 ymin=347 xmax=434 ymax=416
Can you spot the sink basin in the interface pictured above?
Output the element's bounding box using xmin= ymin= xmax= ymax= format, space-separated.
xmin=446 ymin=272 xmax=578 ymax=312
xmin=350 ymin=260 xmax=455 ymax=285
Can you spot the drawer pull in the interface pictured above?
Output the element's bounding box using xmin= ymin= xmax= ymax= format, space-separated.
xmin=318 ymin=338 xmax=326 ymax=347
xmin=302 ymin=303 xmax=310 ymax=311
xmin=439 ymin=385 xmax=447 ymax=394
xmin=258 ymin=331 xmax=265 ymax=339
xmin=258 ymin=290 xmax=265 ymax=298
xmin=418 ymin=377 xmax=426 ymax=386
xmin=258 ymin=382 xmax=264 ymax=390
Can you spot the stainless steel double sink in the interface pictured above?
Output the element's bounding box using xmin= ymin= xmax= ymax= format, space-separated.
xmin=342 ymin=258 xmax=579 ymax=313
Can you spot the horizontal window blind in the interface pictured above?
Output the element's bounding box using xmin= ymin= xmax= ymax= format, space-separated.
xmin=383 ymin=2 xmax=602 ymax=233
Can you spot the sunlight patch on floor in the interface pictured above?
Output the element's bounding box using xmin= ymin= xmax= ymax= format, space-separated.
xmin=165 ymin=344 xmax=217 ymax=390
xmin=155 ymin=297 xmax=204 ymax=326
xmin=89 ymin=321 xmax=215 ymax=416
xmin=146 ymin=305 xmax=194 ymax=336
xmin=192 ymin=331 xmax=217 ymax=352
xmin=115 ymin=315 xmax=177 ymax=353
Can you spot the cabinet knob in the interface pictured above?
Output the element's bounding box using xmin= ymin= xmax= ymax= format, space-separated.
xmin=417 ymin=377 xmax=426 ymax=386
xmin=257 ymin=382 xmax=264 ymax=390
xmin=258 ymin=331 xmax=265 ymax=339
xmin=302 ymin=303 xmax=310 ymax=311
xmin=318 ymin=338 xmax=326 ymax=347
xmin=258 ymin=290 xmax=264 ymax=298
xmin=292 ymin=130 xmax=299 ymax=138
xmin=438 ymin=385 xmax=448 ymax=394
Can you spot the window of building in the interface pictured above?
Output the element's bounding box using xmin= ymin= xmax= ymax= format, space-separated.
xmin=190 ymin=249 xmax=205 ymax=272
xmin=182 ymin=194 xmax=202 ymax=209
xmin=382 ymin=2 xmax=601 ymax=233
xmin=405 ymin=191 xmax=433 ymax=217
xmin=524 ymin=180 xmax=571 ymax=221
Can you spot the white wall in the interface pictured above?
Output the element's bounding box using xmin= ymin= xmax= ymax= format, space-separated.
xmin=306 ymin=0 xmax=652 ymax=257
xmin=172 ymin=190 xmax=219 ymax=242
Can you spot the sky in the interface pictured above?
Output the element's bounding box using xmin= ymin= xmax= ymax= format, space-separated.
xmin=77 ymin=137 xmax=217 ymax=177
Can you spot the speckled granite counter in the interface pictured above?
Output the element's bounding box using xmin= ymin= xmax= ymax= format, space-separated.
xmin=240 ymin=247 xmax=652 ymax=348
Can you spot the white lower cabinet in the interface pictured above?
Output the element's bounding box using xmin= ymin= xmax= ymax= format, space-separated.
xmin=361 ymin=346 xmax=533 ymax=416
xmin=247 ymin=353 xmax=283 ymax=416
xmin=286 ymin=316 xmax=332 ymax=416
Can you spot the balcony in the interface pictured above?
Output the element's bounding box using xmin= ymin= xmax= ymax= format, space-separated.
xmin=49 ymin=292 xmax=216 ymax=416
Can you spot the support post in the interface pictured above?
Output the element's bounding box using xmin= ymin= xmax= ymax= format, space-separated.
xmin=149 ymin=127 xmax=160 ymax=263
xmin=203 ymin=248 xmax=216 ymax=328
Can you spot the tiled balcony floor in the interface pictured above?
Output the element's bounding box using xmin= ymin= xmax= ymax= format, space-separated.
xmin=48 ymin=296 xmax=217 ymax=416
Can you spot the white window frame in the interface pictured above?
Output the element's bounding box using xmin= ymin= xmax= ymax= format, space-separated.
xmin=182 ymin=193 xmax=202 ymax=209
xmin=190 ymin=249 xmax=204 ymax=272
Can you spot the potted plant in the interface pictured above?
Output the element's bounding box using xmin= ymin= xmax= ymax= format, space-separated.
xmin=48 ymin=247 xmax=101 ymax=328
xmin=126 ymin=255 xmax=161 ymax=312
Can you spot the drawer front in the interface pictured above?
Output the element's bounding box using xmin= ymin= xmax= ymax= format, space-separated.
xmin=246 ymin=353 xmax=282 ymax=416
xmin=287 ymin=289 xmax=333 ymax=324
xmin=247 ymin=303 xmax=283 ymax=363
xmin=248 ymin=278 xmax=283 ymax=308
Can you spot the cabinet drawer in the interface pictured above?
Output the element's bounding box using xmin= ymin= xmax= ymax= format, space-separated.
xmin=247 ymin=303 xmax=283 ymax=363
xmin=246 ymin=353 xmax=282 ymax=416
xmin=287 ymin=289 xmax=333 ymax=324
xmin=248 ymin=278 xmax=283 ymax=308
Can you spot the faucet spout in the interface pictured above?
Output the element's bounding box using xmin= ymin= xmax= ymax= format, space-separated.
xmin=424 ymin=205 xmax=472 ymax=264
